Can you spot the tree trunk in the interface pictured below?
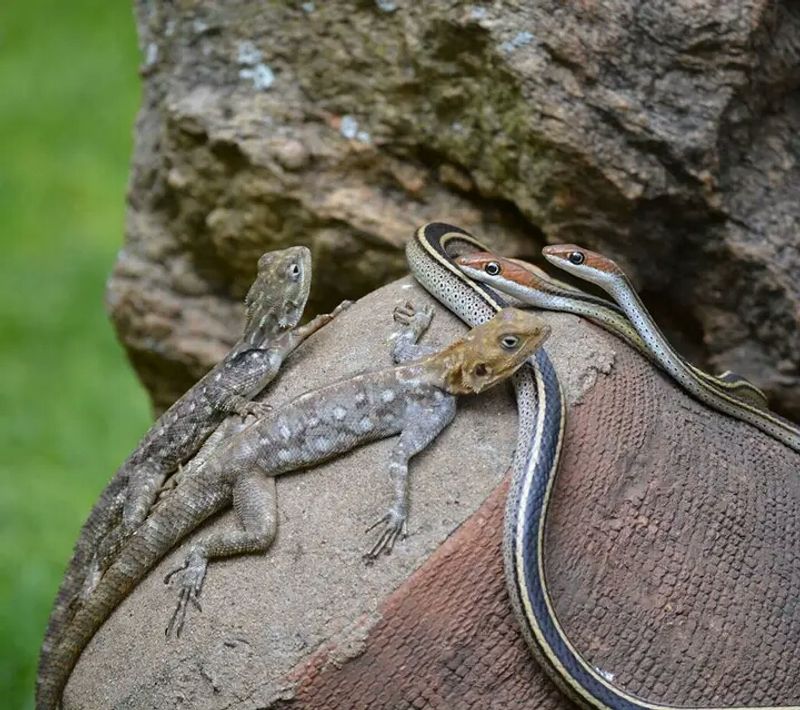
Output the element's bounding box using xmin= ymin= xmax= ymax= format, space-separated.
xmin=112 ymin=0 xmax=800 ymax=417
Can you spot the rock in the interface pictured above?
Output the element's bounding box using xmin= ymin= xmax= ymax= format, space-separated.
xmin=113 ymin=1 xmax=800 ymax=418
xmin=66 ymin=278 xmax=800 ymax=708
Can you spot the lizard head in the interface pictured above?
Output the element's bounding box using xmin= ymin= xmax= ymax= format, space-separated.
xmin=440 ymin=308 xmax=551 ymax=395
xmin=243 ymin=246 xmax=312 ymax=345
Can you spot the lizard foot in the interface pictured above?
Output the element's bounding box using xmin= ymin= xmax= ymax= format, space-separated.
xmin=363 ymin=510 xmax=408 ymax=564
xmin=157 ymin=463 xmax=184 ymax=499
xmin=393 ymin=302 xmax=434 ymax=331
xmin=164 ymin=548 xmax=208 ymax=637
xmin=332 ymin=299 xmax=354 ymax=317
xmin=235 ymin=400 xmax=272 ymax=420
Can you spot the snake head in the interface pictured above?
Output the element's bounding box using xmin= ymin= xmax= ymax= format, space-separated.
xmin=438 ymin=308 xmax=551 ymax=395
xmin=541 ymin=244 xmax=622 ymax=284
xmin=456 ymin=252 xmax=549 ymax=288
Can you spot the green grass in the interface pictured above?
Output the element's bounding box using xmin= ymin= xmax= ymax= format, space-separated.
xmin=0 ymin=3 xmax=149 ymax=706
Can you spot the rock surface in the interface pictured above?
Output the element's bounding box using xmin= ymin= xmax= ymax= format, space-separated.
xmin=115 ymin=0 xmax=800 ymax=417
xmin=65 ymin=278 xmax=524 ymax=708
xmin=67 ymin=278 xmax=800 ymax=709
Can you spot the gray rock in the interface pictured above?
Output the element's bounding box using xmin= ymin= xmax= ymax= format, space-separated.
xmin=66 ymin=278 xmax=611 ymax=708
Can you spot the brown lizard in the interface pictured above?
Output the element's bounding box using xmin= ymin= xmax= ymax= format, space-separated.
xmin=35 ymin=303 xmax=551 ymax=710
xmin=38 ymin=246 xmax=348 ymax=699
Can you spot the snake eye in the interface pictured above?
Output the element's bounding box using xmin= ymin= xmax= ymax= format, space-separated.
xmin=568 ymin=251 xmax=585 ymax=266
xmin=501 ymin=335 xmax=520 ymax=350
xmin=485 ymin=261 xmax=501 ymax=276
xmin=474 ymin=363 xmax=488 ymax=377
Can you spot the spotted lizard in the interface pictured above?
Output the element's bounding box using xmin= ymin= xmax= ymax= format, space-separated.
xmin=38 ymin=246 xmax=348 ymax=702
xmin=35 ymin=303 xmax=551 ymax=710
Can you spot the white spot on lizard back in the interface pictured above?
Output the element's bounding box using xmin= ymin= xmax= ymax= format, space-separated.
xmin=381 ymin=390 xmax=395 ymax=403
xmin=312 ymin=436 xmax=330 ymax=453
xmin=332 ymin=406 xmax=348 ymax=421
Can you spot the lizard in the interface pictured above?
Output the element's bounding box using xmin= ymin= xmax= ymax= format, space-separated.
xmin=35 ymin=303 xmax=552 ymax=710
xmin=38 ymin=246 xmax=349 ymax=696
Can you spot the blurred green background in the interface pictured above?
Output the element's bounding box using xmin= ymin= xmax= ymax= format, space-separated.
xmin=0 ymin=2 xmax=149 ymax=706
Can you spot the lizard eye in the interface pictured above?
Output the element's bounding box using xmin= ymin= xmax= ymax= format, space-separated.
xmin=485 ymin=261 xmax=501 ymax=276
xmin=501 ymin=335 xmax=520 ymax=350
xmin=474 ymin=363 xmax=488 ymax=377
xmin=568 ymin=251 xmax=585 ymax=265
xmin=287 ymin=262 xmax=302 ymax=281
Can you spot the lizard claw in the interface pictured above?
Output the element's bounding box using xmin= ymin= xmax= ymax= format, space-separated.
xmin=393 ymin=302 xmax=434 ymax=330
xmin=363 ymin=510 xmax=408 ymax=564
xmin=393 ymin=301 xmax=416 ymax=325
xmin=332 ymin=299 xmax=354 ymax=316
xmin=164 ymin=548 xmax=208 ymax=638
xmin=235 ymin=400 xmax=272 ymax=420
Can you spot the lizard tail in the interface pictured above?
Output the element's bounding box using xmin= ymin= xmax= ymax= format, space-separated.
xmin=37 ymin=475 xmax=127 ymax=690
xmin=35 ymin=560 xmax=140 ymax=710
xmin=36 ymin=473 xmax=228 ymax=709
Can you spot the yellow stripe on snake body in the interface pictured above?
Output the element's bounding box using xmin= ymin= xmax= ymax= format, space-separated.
xmin=411 ymin=223 xmax=800 ymax=710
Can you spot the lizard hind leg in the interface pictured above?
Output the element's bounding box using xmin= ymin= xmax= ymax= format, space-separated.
xmin=122 ymin=460 xmax=168 ymax=532
xmin=164 ymin=472 xmax=278 ymax=637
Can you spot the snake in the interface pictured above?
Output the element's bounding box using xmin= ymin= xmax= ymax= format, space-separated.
xmin=409 ymin=223 xmax=799 ymax=710
xmin=454 ymin=250 xmax=768 ymax=410
xmin=541 ymin=245 xmax=800 ymax=455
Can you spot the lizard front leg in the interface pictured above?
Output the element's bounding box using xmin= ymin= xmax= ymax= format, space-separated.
xmin=164 ymin=471 xmax=278 ymax=637
xmin=391 ymin=302 xmax=437 ymax=364
xmin=364 ymin=393 xmax=457 ymax=562
xmin=280 ymin=298 xmax=353 ymax=349
xmin=218 ymin=300 xmax=353 ymax=420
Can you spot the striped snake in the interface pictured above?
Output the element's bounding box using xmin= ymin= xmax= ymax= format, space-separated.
xmin=408 ymin=223 xmax=799 ymax=709
xmin=541 ymin=245 xmax=800 ymax=455
xmin=454 ymin=251 xmax=768 ymax=410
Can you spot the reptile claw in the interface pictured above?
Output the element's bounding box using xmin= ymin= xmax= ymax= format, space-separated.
xmin=393 ymin=302 xmax=434 ymax=332
xmin=237 ymin=400 xmax=271 ymax=420
xmin=393 ymin=302 xmax=416 ymax=325
xmin=163 ymin=562 xmax=186 ymax=586
xmin=365 ymin=514 xmax=389 ymax=534
xmin=164 ymin=549 xmax=208 ymax=638
xmin=363 ymin=511 xmax=407 ymax=562
xmin=332 ymin=300 xmax=354 ymax=316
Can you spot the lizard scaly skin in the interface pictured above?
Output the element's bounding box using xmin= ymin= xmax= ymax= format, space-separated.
xmin=35 ymin=304 xmax=551 ymax=710
xmin=38 ymin=247 xmax=349 ymax=697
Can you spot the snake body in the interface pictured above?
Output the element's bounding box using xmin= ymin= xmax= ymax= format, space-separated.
xmin=454 ymin=252 xmax=768 ymax=410
xmin=410 ymin=224 xmax=799 ymax=710
xmin=542 ymin=245 xmax=800 ymax=455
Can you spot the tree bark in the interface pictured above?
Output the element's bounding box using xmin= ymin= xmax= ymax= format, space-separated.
xmin=113 ymin=0 xmax=800 ymax=417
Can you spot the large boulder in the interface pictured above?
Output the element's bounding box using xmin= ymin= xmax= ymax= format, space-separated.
xmin=67 ymin=278 xmax=800 ymax=708
xmin=114 ymin=0 xmax=800 ymax=417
